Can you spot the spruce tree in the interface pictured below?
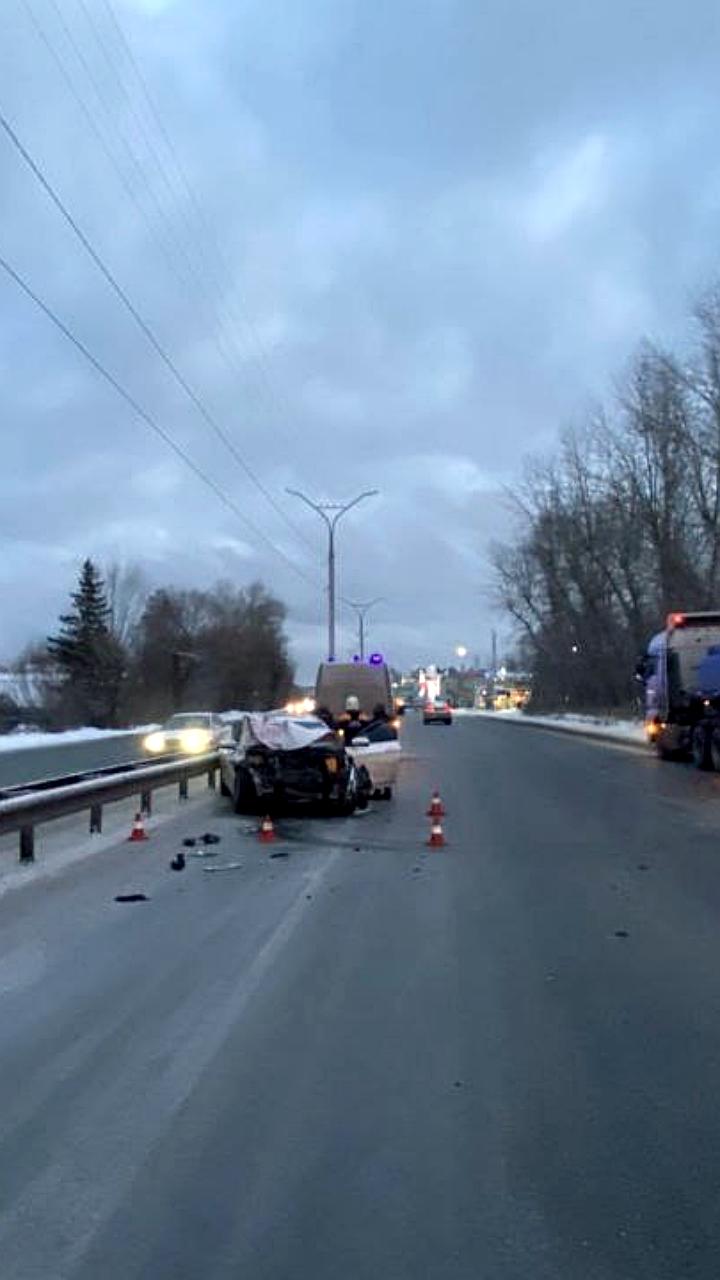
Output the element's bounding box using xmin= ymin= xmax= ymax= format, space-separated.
xmin=48 ymin=560 xmax=125 ymax=725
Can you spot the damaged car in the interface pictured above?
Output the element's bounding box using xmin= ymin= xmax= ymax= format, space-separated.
xmin=219 ymin=713 xmax=372 ymax=816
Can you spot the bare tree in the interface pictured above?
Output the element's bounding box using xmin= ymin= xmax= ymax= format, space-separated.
xmin=104 ymin=561 xmax=148 ymax=646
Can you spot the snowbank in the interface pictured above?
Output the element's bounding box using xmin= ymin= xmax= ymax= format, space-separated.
xmin=0 ymin=725 xmax=159 ymax=754
xmin=455 ymin=707 xmax=646 ymax=746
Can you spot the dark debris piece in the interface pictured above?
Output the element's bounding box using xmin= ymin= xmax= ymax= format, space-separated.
xmin=637 ymin=863 xmax=650 ymax=872
xmin=182 ymin=838 xmax=196 ymax=848
xmin=614 ymin=930 xmax=629 ymax=938
xmin=170 ymin=853 xmax=186 ymax=872
xmin=114 ymin=893 xmax=148 ymax=903
xmin=200 ymin=832 xmax=221 ymax=845
xmin=269 ymin=849 xmax=289 ymax=859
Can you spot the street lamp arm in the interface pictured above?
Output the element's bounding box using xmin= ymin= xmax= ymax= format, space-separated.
xmin=330 ymin=489 xmax=379 ymax=529
xmin=285 ymin=488 xmax=332 ymax=529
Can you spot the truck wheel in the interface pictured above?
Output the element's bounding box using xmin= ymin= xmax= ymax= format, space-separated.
xmin=220 ymin=776 xmax=231 ymax=798
xmin=232 ymin=766 xmax=258 ymax=814
xmin=383 ymin=786 xmax=393 ymax=801
xmin=691 ymin=725 xmax=712 ymax=770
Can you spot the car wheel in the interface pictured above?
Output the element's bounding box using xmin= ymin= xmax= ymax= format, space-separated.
xmin=710 ymin=728 xmax=720 ymax=772
xmin=444 ymin=717 xmax=452 ymax=725
xmin=219 ymin=775 xmax=231 ymax=798
xmin=383 ymin=786 xmax=393 ymax=801
xmin=232 ymin=765 xmax=258 ymax=814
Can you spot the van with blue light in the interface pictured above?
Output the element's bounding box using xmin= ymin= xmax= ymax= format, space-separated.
xmin=314 ymin=657 xmax=394 ymax=725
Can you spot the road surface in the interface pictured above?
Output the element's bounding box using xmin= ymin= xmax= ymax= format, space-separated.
xmin=2 ymin=716 xmax=720 ymax=1278
xmin=0 ymin=731 xmax=152 ymax=790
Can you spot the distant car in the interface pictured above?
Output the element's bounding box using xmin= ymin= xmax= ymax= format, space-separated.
xmin=220 ymin=713 xmax=372 ymax=815
xmin=143 ymin=712 xmax=227 ymax=756
xmin=423 ymin=698 xmax=453 ymax=725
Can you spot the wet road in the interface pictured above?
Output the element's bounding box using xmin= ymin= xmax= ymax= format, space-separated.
xmin=2 ymin=716 xmax=720 ymax=1278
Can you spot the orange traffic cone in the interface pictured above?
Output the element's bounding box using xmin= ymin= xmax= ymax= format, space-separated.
xmin=427 ymin=816 xmax=446 ymax=848
xmin=426 ymin=789 xmax=445 ymax=818
xmin=128 ymin=811 xmax=149 ymax=842
xmin=259 ymin=815 xmax=276 ymax=845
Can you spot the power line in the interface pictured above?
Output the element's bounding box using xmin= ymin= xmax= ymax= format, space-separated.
xmin=0 ymin=103 xmax=314 ymax=551
xmin=97 ymin=0 xmax=292 ymax=398
xmin=0 ymin=248 xmax=318 ymax=588
xmin=91 ymin=0 xmax=301 ymax=437
xmin=43 ymin=0 xmax=203 ymax=302
xmin=28 ymin=0 xmax=311 ymax=535
xmin=21 ymin=0 xmax=202 ymax=301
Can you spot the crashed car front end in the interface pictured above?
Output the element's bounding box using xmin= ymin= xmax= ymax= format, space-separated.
xmin=226 ymin=713 xmax=371 ymax=813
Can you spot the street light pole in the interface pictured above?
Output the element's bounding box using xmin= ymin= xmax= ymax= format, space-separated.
xmin=344 ymin=598 xmax=385 ymax=660
xmin=286 ymin=489 xmax=378 ymax=661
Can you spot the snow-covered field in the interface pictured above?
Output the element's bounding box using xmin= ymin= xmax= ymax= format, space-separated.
xmin=454 ymin=707 xmax=646 ymax=746
xmin=0 ymin=724 xmax=159 ymax=754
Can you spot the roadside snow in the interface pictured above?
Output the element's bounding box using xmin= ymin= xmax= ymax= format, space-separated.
xmin=0 ymin=725 xmax=159 ymax=753
xmin=454 ymin=707 xmax=646 ymax=746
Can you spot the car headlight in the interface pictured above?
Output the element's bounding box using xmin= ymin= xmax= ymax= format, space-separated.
xmin=180 ymin=728 xmax=212 ymax=753
xmin=144 ymin=731 xmax=166 ymax=753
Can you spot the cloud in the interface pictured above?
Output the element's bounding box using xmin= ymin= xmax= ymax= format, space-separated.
xmin=520 ymin=134 xmax=609 ymax=243
xmin=2 ymin=0 xmax=720 ymax=676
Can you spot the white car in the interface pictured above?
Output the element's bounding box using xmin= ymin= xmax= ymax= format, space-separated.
xmin=348 ymin=724 xmax=401 ymax=800
xmin=143 ymin=712 xmax=227 ymax=756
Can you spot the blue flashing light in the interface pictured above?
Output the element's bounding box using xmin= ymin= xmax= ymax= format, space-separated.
xmin=368 ymin=652 xmax=384 ymax=666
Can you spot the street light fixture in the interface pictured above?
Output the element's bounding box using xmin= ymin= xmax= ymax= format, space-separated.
xmin=344 ymin=597 xmax=385 ymax=661
xmin=455 ymin=645 xmax=468 ymax=660
xmin=286 ymin=489 xmax=378 ymax=661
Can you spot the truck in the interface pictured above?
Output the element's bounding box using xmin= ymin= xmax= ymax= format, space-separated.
xmin=637 ymin=611 xmax=720 ymax=767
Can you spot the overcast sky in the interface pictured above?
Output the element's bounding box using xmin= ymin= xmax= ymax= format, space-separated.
xmin=2 ymin=0 xmax=720 ymax=679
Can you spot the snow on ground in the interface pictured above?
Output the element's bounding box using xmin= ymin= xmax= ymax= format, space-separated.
xmin=454 ymin=707 xmax=646 ymax=745
xmin=0 ymin=773 xmax=213 ymax=899
xmin=0 ymin=724 xmax=160 ymax=753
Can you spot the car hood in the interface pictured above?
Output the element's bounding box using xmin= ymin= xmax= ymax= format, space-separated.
xmin=239 ymin=713 xmax=331 ymax=753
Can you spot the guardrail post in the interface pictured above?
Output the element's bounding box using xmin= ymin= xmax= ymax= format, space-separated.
xmin=179 ymin=775 xmax=188 ymax=801
xmin=89 ymin=803 xmax=103 ymax=834
xmin=207 ymin=767 xmax=216 ymax=790
xmin=140 ymin=790 xmax=152 ymax=816
xmin=19 ymin=825 xmax=35 ymax=864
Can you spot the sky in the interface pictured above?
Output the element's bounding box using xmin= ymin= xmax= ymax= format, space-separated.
xmin=2 ymin=0 xmax=720 ymax=679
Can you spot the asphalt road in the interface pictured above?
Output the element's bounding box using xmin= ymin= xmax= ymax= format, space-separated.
xmin=3 ymin=715 xmax=720 ymax=1278
xmin=0 ymin=732 xmax=152 ymax=790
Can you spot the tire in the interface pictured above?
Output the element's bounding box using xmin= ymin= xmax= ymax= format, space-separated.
xmin=444 ymin=718 xmax=452 ymax=725
xmin=219 ymin=774 xmax=231 ymax=798
xmin=710 ymin=728 xmax=720 ymax=773
xmin=691 ymin=725 xmax=712 ymax=770
xmin=382 ymin=786 xmax=393 ymax=801
xmin=232 ymin=765 xmax=258 ymax=814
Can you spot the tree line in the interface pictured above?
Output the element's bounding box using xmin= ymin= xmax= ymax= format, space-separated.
xmin=15 ymin=560 xmax=295 ymax=728
xmin=491 ymin=289 xmax=720 ymax=712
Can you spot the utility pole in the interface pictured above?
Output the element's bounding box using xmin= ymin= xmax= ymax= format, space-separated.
xmin=287 ymin=489 xmax=378 ymax=661
xmin=344 ymin=598 xmax=385 ymax=660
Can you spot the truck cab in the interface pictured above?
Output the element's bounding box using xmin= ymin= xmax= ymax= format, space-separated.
xmin=638 ymin=611 xmax=720 ymax=763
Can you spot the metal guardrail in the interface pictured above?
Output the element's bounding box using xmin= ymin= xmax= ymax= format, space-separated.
xmin=0 ymin=752 xmax=184 ymax=802
xmin=0 ymin=751 xmax=220 ymax=864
